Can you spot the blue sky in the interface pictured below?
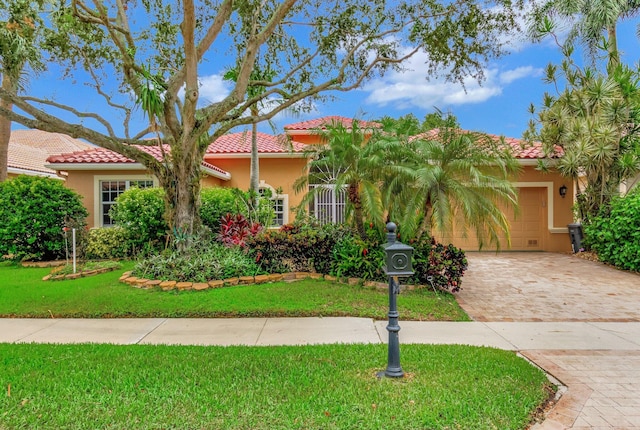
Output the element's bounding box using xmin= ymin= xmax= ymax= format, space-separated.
xmin=15 ymin=11 xmax=640 ymax=141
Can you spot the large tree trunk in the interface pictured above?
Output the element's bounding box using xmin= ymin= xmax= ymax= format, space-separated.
xmin=0 ymin=74 xmax=19 ymax=182
xmin=158 ymin=141 xmax=204 ymax=251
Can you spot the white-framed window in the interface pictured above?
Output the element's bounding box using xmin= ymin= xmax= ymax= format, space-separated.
xmin=94 ymin=176 xmax=156 ymax=227
xmin=308 ymin=184 xmax=347 ymax=224
xmin=258 ymin=180 xmax=288 ymax=227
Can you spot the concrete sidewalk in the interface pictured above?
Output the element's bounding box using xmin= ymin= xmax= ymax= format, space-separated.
xmin=2 ymin=318 xmax=640 ymax=351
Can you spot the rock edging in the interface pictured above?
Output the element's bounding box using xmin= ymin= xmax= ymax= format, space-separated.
xmin=119 ymin=271 xmax=424 ymax=292
xmin=42 ymin=266 xmax=118 ymax=281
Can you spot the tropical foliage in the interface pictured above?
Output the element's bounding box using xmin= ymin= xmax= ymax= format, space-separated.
xmin=525 ymin=37 xmax=640 ymax=223
xmin=0 ymin=0 xmax=45 ymax=181
xmin=527 ymin=0 xmax=640 ymax=69
xmin=378 ymin=109 xmax=460 ymax=136
xmin=584 ymin=188 xmax=640 ymax=271
xmin=295 ymin=120 xmax=520 ymax=249
xmin=293 ymin=119 xmax=394 ymax=238
xmin=388 ymin=129 xmax=520 ymax=247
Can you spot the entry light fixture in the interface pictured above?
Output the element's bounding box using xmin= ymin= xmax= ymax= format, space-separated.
xmin=559 ymin=185 xmax=568 ymax=198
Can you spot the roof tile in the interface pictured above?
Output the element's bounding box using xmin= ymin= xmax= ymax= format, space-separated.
xmin=410 ymin=129 xmax=563 ymax=159
xmin=9 ymin=130 xmax=93 ymax=175
xmin=284 ymin=115 xmax=381 ymax=131
xmin=46 ymin=144 xmax=230 ymax=177
xmin=206 ymin=131 xmax=305 ymax=154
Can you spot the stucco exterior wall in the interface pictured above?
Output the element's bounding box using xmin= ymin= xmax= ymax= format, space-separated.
xmin=64 ymin=169 xmax=156 ymax=228
xmin=206 ymin=157 xmax=308 ymax=223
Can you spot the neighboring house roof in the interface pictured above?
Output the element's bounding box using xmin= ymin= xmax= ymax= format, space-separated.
xmin=410 ymin=129 xmax=564 ymax=160
xmin=8 ymin=129 xmax=93 ymax=178
xmin=283 ymin=115 xmax=382 ymax=132
xmin=205 ymin=131 xmax=306 ymax=157
xmin=46 ymin=144 xmax=231 ymax=180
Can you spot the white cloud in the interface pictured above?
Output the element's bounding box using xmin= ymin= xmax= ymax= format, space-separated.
xmin=363 ymin=49 xmax=542 ymax=110
xmin=499 ymin=66 xmax=542 ymax=84
xmin=198 ymin=74 xmax=231 ymax=104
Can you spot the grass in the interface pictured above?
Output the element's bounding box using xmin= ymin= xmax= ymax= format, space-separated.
xmin=0 ymin=343 xmax=553 ymax=430
xmin=0 ymin=262 xmax=469 ymax=320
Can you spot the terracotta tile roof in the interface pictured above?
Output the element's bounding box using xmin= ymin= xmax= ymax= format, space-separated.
xmin=410 ymin=129 xmax=563 ymax=159
xmin=46 ymin=144 xmax=230 ymax=178
xmin=8 ymin=129 xmax=93 ymax=176
xmin=284 ymin=116 xmax=382 ymax=131
xmin=206 ymin=131 xmax=306 ymax=154
xmin=47 ymin=144 xmax=164 ymax=164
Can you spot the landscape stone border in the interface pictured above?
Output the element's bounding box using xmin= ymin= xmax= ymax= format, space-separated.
xmin=42 ymin=266 xmax=118 ymax=281
xmin=118 ymin=271 xmax=425 ymax=292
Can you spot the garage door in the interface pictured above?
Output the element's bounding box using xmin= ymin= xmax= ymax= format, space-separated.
xmin=437 ymin=187 xmax=547 ymax=251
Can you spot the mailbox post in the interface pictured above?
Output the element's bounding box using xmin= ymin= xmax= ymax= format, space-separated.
xmin=379 ymin=222 xmax=414 ymax=379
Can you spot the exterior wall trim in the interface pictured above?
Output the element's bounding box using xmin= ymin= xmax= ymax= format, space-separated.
xmin=93 ymin=174 xmax=159 ymax=228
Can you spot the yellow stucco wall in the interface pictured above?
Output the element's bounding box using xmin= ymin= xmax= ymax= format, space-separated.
xmin=63 ymin=157 xmax=309 ymax=229
xmin=206 ymin=157 xmax=308 ymax=223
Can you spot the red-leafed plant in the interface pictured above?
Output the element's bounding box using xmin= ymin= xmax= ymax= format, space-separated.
xmin=218 ymin=213 xmax=262 ymax=248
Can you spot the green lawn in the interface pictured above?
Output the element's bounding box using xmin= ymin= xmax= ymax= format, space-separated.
xmin=0 ymin=343 xmax=552 ymax=430
xmin=0 ymin=262 xmax=469 ymax=320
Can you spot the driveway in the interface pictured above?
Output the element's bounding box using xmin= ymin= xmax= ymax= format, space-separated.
xmin=458 ymin=252 xmax=640 ymax=429
xmin=458 ymin=252 xmax=640 ymax=322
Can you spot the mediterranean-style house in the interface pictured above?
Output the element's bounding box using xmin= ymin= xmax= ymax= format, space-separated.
xmin=39 ymin=115 xmax=573 ymax=252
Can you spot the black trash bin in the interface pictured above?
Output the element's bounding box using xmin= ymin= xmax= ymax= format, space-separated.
xmin=567 ymin=223 xmax=583 ymax=253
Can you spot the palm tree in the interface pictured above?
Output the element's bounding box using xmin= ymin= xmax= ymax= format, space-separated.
xmin=527 ymin=57 xmax=640 ymax=222
xmin=389 ymin=128 xmax=520 ymax=249
xmin=294 ymin=119 xmax=394 ymax=238
xmin=529 ymin=0 xmax=640 ymax=70
xmin=223 ymin=65 xmax=276 ymax=205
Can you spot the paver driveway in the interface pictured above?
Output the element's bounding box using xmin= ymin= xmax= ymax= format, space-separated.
xmin=458 ymin=252 xmax=640 ymax=322
xmin=458 ymin=252 xmax=640 ymax=430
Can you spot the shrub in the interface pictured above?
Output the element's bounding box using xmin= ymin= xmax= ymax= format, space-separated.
xmin=247 ymin=222 xmax=352 ymax=273
xmin=86 ymin=227 xmax=133 ymax=259
xmin=331 ymin=234 xmax=386 ymax=280
xmin=409 ymin=236 xmax=468 ymax=292
xmin=109 ymin=187 xmax=167 ymax=251
xmin=249 ymin=222 xmax=467 ymax=290
xmin=201 ymin=187 xmax=275 ymax=231
xmin=0 ymin=175 xmax=88 ymax=261
xmin=584 ymin=189 xmax=640 ymax=271
xmin=133 ymin=239 xmax=263 ymax=282
xmin=218 ymin=214 xmax=262 ymax=248
xmin=200 ymin=187 xmax=243 ymax=232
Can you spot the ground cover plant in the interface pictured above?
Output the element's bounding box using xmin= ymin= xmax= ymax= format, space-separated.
xmin=0 ymin=343 xmax=553 ymax=430
xmin=0 ymin=263 xmax=468 ymax=320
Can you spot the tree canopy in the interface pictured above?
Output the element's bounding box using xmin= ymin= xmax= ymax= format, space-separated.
xmin=0 ymin=0 xmax=523 ymax=245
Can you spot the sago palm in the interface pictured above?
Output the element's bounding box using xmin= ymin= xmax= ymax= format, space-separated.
xmin=389 ymin=129 xmax=520 ymax=249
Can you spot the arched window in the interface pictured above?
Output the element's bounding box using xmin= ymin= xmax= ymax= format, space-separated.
xmin=258 ymin=181 xmax=288 ymax=227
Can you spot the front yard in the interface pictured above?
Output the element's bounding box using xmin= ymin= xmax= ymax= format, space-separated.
xmin=0 ymin=262 xmax=556 ymax=429
xmin=0 ymin=262 xmax=469 ymax=321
